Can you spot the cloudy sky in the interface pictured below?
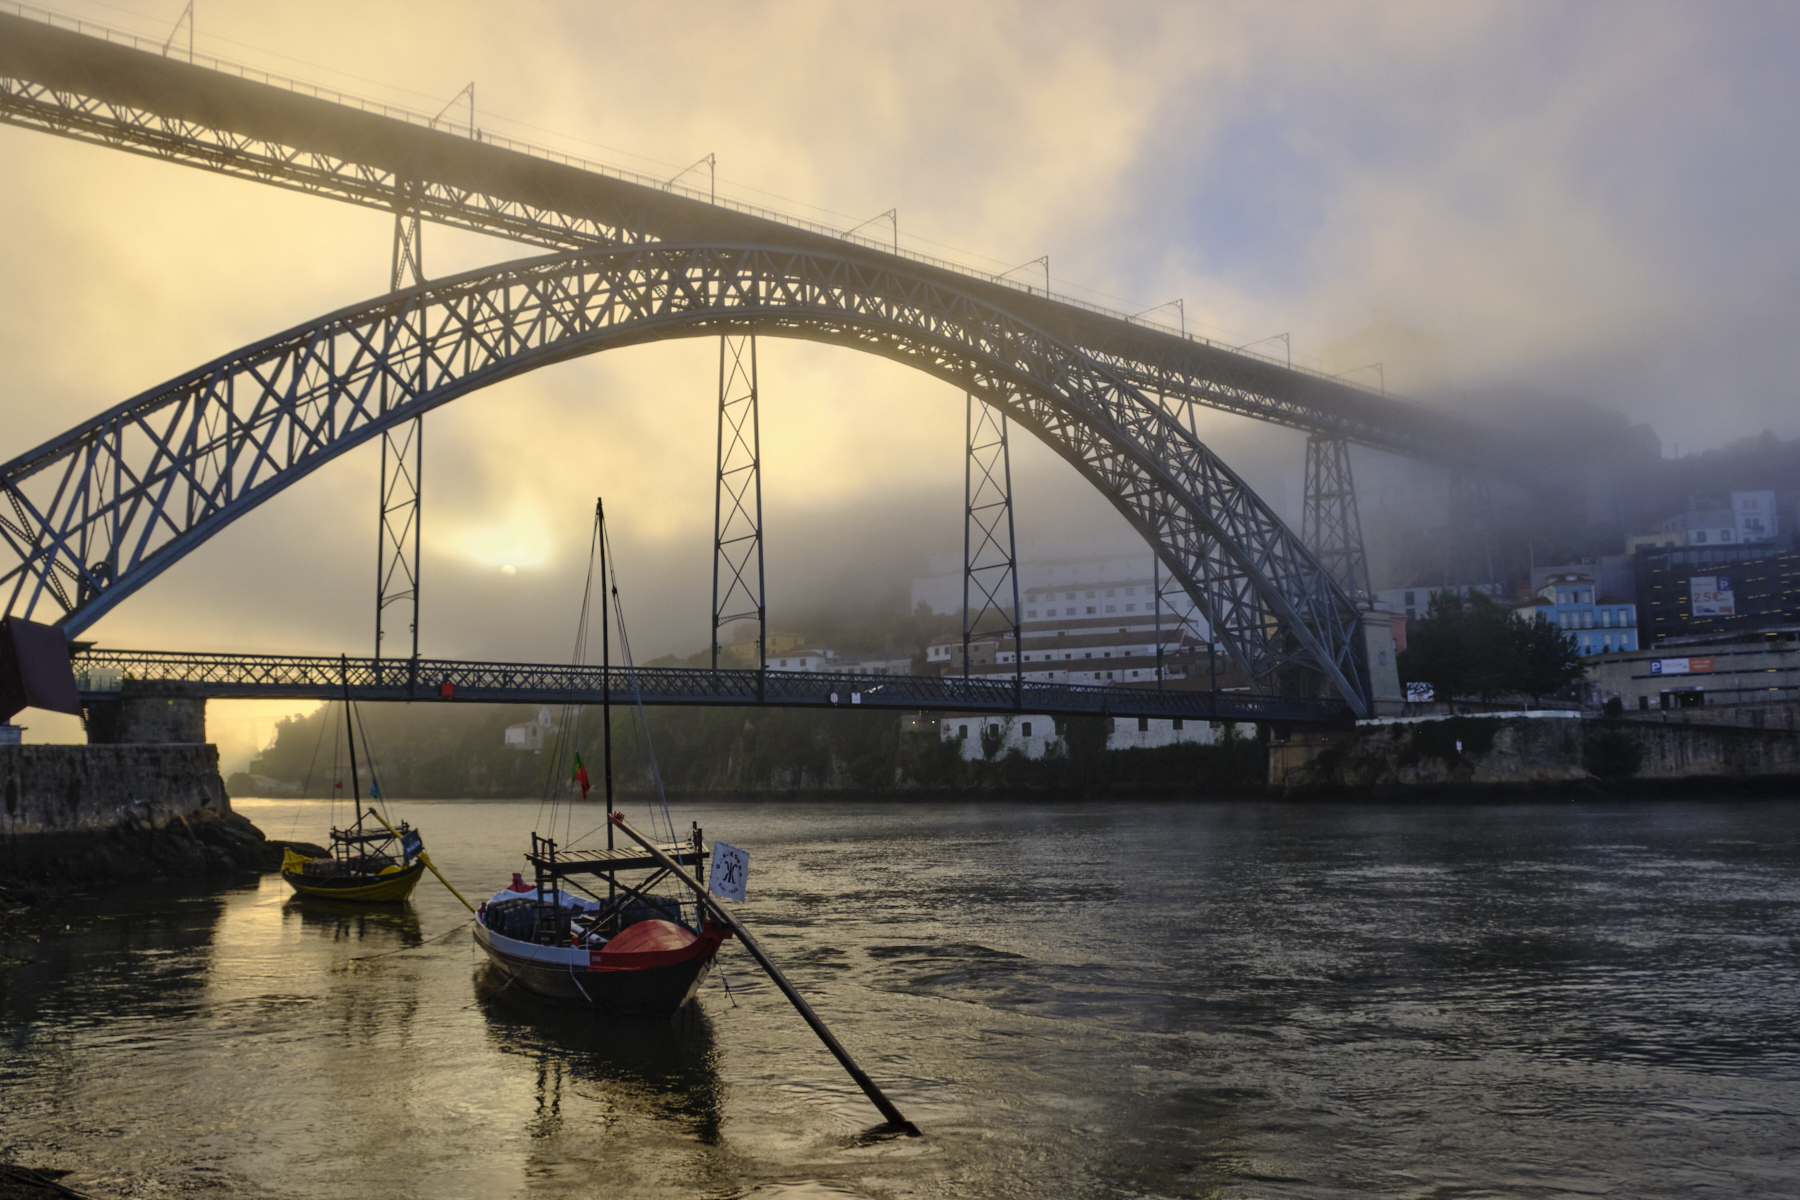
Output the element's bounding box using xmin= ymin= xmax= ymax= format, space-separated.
xmin=3 ymin=0 xmax=1797 ymax=764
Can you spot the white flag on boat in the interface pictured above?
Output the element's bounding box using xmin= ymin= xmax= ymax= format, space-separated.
xmin=708 ymin=841 xmax=749 ymax=902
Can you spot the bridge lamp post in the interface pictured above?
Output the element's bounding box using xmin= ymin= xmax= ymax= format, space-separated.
xmin=669 ymin=153 xmax=717 ymax=204
xmin=1129 ymin=298 xmax=1185 ymax=339
xmin=996 ymin=256 xmax=1050 ymax=297
xmin=1233 ymin=331 xmax=1291 ymax=370
xmin=844 ymin=209 xmax=898 ymax=254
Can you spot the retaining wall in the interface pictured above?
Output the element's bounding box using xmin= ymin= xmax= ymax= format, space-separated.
xmin=1272 ymin=714 xmax=1800 ymax=792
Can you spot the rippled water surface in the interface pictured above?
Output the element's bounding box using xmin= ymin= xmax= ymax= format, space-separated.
xmin=4 ymin=797 xmax=1799 ymax=1198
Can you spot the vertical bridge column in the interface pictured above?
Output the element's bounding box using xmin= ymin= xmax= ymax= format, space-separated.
xmin=1304 ymin=435 xmax=1402 ymax=711
xmin=376 ymin=180 xmax=424 ymax=679
xmin=962 ymin=395 xmax=1021 ymax=698
xmin=1302 ymin=434 xmax=1373 ymax=608
xmin=713 ymin=333 xmax=766 ymax=698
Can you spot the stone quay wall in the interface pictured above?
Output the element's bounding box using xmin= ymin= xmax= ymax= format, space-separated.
xmin=0 ymin=744 xmax=288 ymax=890
xmin=1271 ymin=714 xmax=1800 ymax=793
xmin=1 ymin=743 xmax=227 ymax=835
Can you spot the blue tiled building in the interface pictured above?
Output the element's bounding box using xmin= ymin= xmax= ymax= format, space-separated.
xmin=1517 ymin=570 xmax=1639 ymax=656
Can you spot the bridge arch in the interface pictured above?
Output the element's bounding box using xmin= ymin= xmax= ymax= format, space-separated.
xmin=0 ymin=243 xmax=1371 ymax=713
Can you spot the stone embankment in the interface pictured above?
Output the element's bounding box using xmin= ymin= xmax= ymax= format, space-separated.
xmin=0 ymin=744 xmax=309 ymax=900
xmin=1271 ymin=713 xmax=1800 ymax=794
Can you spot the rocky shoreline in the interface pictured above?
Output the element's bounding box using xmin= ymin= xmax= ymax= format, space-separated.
xmin=0 ymin=807 xmax=319 ymax=909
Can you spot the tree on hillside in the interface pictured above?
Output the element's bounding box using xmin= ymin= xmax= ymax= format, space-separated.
xmin=1398 ymin=587 xmax=1584 ymax=707
xmin=1513 ymin=612 xmax=1586 ymax=705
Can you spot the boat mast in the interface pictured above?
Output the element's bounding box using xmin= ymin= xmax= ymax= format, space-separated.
xmin=340 ymin=655 xmax=361 ymax=826
xmin=600 ymin=498 xmax=614 ymax=863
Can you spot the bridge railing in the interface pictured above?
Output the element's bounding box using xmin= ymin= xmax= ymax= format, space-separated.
xmin=0 ymin=2 xmax=1376 ymax=392
xmin=70 ymin=649 xmax=1353 ymax=725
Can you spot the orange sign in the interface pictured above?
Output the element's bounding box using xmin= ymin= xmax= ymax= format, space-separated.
xmin=1689 ymin=657 xmax=1714 ymax=672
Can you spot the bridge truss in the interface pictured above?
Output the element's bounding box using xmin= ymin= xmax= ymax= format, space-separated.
xmin=0 ymin=10 xmax=1487 ymax=463
xmin=0 ymin=242 xmax=1374 ymax=712
xmin=0 ymin=11 xmax=1499 ymax=718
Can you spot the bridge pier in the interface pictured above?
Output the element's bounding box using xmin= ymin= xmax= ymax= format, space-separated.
xmin=1359 ymin=610 xmax=1404 ymax=716
xmin=83 ymin=681 xmax=207 ymax=745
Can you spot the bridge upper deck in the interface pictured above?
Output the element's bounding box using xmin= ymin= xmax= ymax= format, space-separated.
xmin=0 ymin=8 xmax=1488 ymax=465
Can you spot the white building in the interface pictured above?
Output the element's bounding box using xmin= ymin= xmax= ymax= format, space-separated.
xmin=838 ymin=656 xmax=914 ymax=676
xmin=763 ymin=648 xmax=839 ymax=673
xmin=940 ymin=713 xmax=1061 ymax=760
xmin=1653 ymin=490 xmax=1781 ymax=549
xmin=1105 ymin=714 xmax=1234 ymax=750
xmin=505 ymin=705 xmax=558 ymax=752
xmin=930 ymin=572 xmax=1208 ymax=687
xmin=940 ymin=711 xmax=1237 ymax=759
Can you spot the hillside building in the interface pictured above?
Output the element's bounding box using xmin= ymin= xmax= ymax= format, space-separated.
xmin=929 ymin=574 xmax=1206 ymax=686
xmin=1514 ymin=570 xmax=1639 ymax=656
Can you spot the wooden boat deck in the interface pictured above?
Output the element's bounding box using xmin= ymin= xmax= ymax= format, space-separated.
xmin=525 ymin=843 xmax=708 ymax=877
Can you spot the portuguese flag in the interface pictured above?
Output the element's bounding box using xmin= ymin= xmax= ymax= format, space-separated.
xmin=572 ymin=752 xmax=591 ymax=799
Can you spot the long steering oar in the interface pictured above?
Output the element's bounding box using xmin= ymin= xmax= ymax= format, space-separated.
xmin=610 ymin=813 xmax=921 ymax=1136
xmin=366 ymin=807 xmax=476 ymax=914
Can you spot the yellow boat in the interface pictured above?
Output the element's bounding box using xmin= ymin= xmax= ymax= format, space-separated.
xmin=281 ymin=693 xmax=429 ymax=904
xmin=280 ymin=807 xmax=427 ymax=903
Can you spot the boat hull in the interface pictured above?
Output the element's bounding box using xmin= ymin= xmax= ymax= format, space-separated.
xmin=281 ymin=858 xmax=426 ymax=903
xmin=474 ymin=922 xmax=727 ymax=1015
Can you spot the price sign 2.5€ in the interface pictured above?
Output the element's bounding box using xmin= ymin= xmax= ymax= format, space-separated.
xmin=708 ymin=841 xmax=749 ymax=903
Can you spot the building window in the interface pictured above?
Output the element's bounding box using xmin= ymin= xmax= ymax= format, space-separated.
xmin=1125 ymin=603 xmax=1136 ymax=612
xmin=1173 ymin=718 xmax=1183 ymax=730
xmin=1066 ymin=607 xmax=1076 ymax=616
xmin=1639 ymin=696 xmax=1649 ymax=710
xmin=1601 ymin=609 xmax=1612 ymax=627
xmin=958 ymin=725 xmax=968 ymax=738
xmin=1405 ymin=591 xmax=1415 ymax=605
xmin=1084 ymin=652 xmax=1092 ymax=658
xmin=988 ymin=724 xmax=1000 ymax=737
xmin=1086 ymin=591 xmax=1096 ymax=598
xmin=1086 ymin=606 xmax=1096 ymax=614
xmin=1137 ymin=716 xmax=1149 ymax=732
xmin=1027 ymin=609 xmax=1037 ymax=618
xmin=1125 ymin=587 xmax=1136 ymax=596
xmin=1105 ymin=589 xmax=1116 ymax=597
xmin=1065 ymin=592 xmax=1075 ymax=600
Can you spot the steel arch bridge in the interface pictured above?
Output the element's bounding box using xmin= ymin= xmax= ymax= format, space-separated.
xmin=0 ymin=241 xmax=1373 ymax=714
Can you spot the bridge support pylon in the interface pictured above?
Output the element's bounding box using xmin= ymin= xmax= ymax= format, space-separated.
xmin=376 ymin=183 xmax=425 ymax=673
xmin=1302 ymin=434 xmax=1373 ymax=609
xmin=712 ymin=332 xmax=766 ymax=697
xmin=962 ymin=395 xmax=1022 ymax=699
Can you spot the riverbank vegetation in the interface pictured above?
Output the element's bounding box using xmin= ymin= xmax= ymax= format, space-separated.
xmin=233 ymin=702 xmax=1266 ymax=799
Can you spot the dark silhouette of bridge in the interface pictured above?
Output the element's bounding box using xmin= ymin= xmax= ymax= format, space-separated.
xmin=0 ymin=11 xmax=1494 ymax=725
xmin=70 ymin=648 xmax=1346 ymax=726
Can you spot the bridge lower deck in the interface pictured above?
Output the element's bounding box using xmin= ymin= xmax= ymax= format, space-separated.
xmin=71 ymin=649 xmax=1354 ymax=726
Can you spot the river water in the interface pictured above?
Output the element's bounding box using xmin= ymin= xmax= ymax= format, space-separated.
xmin=3 ymin=797 xmax=1798 ymax=1199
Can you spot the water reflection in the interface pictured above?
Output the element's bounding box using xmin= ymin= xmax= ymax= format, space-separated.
xmin=282 ymin=895 xmax=425 ymax=948
xmin=473 ymin=962 xmax=726 ymax=1145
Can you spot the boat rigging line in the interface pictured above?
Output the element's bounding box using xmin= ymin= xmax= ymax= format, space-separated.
xmin=610 ymin=813 xmax=923 ymax=1137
